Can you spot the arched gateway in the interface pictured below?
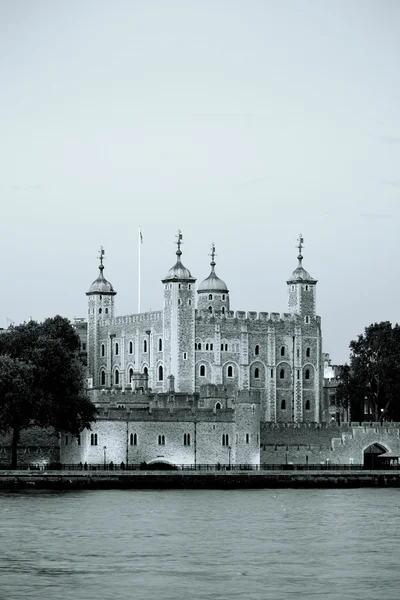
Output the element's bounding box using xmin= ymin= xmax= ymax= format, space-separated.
xmin=363 ymin=443 xmax=388 ymax=470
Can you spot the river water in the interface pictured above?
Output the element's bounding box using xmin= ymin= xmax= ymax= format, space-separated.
xmin=1 ymin=488 xmax=399 ymax=600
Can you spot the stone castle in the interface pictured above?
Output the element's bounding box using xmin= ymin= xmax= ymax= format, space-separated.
xmin=60 ymin=232 xmax=323 ymax=467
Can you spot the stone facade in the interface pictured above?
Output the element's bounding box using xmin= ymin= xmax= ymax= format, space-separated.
xmin=84 ymin=234 xmax=323 ymax=424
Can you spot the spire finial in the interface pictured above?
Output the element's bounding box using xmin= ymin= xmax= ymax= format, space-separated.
xmin=209 ymin=243 xmax=216 ymax=271
xmin=175 ymin=230 xmax=183 ymax=257
xmin=98 ymin=246 xmax=105 ymax=271
xmin=297 ymin=234 xmax=304 ymax=266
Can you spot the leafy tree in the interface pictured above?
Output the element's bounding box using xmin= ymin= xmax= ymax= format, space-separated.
xmin=0 ymin=316 xmax=97 ymax=467
xmin=337 ymin=322 xmax=400 ymax=423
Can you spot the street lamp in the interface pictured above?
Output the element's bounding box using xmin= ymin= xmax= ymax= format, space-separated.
xmin=228 ymin=445 xmax=231 ymax=470
xmin=103 ymin=446 xmax=107 ymax=469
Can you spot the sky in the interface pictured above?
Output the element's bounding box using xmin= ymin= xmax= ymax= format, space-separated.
xmin=1 ymin=0 xmax=399 ymax=364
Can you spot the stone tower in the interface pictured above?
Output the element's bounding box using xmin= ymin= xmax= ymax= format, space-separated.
xmin=197 ymin=244 xmax=230 ymax=315
xmin=162 ymin=231 xmax=196 ymax=393
xmin=86 ymin=247 xmax=116 ymax=387
xmin=286 ymin=235 xmax=321 ymax=422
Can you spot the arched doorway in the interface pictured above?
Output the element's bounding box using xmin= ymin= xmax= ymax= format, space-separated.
xmin=145 ymin=460 xmax=180 ymax=471
xmin=363 ymin=443 xmax=388 ymax=470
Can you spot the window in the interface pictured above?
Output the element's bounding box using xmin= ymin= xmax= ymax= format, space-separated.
xmin=200 ymin=365 xmax=206 ymax=377
xmin=210 ymin=343 xmax=213 ymax=351
xmin=144 ymin=339 xmax=148 ymax=353
xmin=246 ymin=433 xmax=250 ymax=444
xmin=158 ymin=435 xmax=165 ymax=445
xmin=159 ymin=338 xmax=163 ymax=352
xmin=158 ymin=365 xmax=163 ymax=381
xmin=305 ymin=285 xmax=309 ymax=291
xmin=270 ymin=369 xmax=273 ymax=378
xmin=208 ymin=306 xmax=212 ymax=313
xmin=99 ymin=308 xmax=102 ymax=314
xmin=183 ymin=352 xmax=187 ymax=360
xmin=65 ymin=435 xmax=68 ymax=445
xmin=209 ymin=294 xmax=213 ymax=300
xmin=82 ymin=343 xmax=86 ymax=351
xmin=183 ymin=433 xmax=191 ymax=446
xmin=306 ymin=347 xmax=311 ymax=358
xmin=305 ymin=400 xmax=311 ymax=410
xmin=227 ymin=366 xmax=233 ymax=378
xmin=101 ymin=370 xmax=106 ymax=386
xmin=280 ymin=368 xmax=285 ymax=379
xmin=206 ymin=343 xmax=209 ymax=351
xmin=188 ymin=299 xmax=192 ymax=305
xmin=105 ymin=308 xmax=108 ymax=314
xmin=297 ymin=370 xmax=300 ymax=380
xmin=130 ymin=433 xmax=137 ymax=446
xmin=222 ymin=307 xmax=225 ymax=315
xmin=115 ymin=369 xmax=119 ymax=385
xmin=90 ymin=433 xmax=98 ymax=446
xmin=305 ymin=369 xmax=310 ymax=380
xmin=297 ymin=348 xmax=299 ymax=358
xmin=280 ymin=346 xmax=285 ymax=356
xmin=179 ymin=284 xmax=181 ymax=289
xmin=101 ymin=344 xmax=105 ymax=357
xmin=281 ymin=399 xmax=286 ymax=410
xmin=255 ymin=345 xmax=260 ymax=356
xmin=188 ymin=284 xmax=191 ymax=290
xmin=254 ymin=367 xmax=260 ymax=379
xmin=143 ymin=367 xmax=148 ymax=375
xmin=225 ymin=344 xmax=228 ymax=351
xmin=305 ymin=316 xmax=310 ymax=324
xmin=129 ymin=368 xmax=134 ymax=382
xmin=115 ymin=343 xmax=119 ymax=355
xmin=129 ymin=341 xmax=133 ymax=354
xmin=215 ymin=402 xmax=221 ymax=410
xmin=77 ymin=435 xmax=81 ymax=446
xmin=222 ymin=434 xmax=230 ymax=446
xmin=178 ymin=298 xmax=181 ymax=305
xmin=221 ymin=343 xmax=224 ymax=351
xmin=222 ymin=294 xmax=226 ymax=300
xmin=198 ymin=342 xmax=202 ymax=350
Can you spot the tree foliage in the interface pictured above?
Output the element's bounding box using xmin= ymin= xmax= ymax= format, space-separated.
xmin=0 ymin=316 xmax=97 ymax=467
xmin=337 ymin=321 xmax=400 ymax=422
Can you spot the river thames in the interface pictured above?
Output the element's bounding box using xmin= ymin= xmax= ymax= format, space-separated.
xmin=1 ymin=488 xmax=399 ymax=600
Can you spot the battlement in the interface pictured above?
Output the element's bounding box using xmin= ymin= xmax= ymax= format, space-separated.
xmin=195 ymin=310 xmax=303 ymax=323
xmin=99 ymin=311 xmax=163 ymax=327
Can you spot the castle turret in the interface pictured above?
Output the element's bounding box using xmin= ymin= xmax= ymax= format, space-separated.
xmin=197 ymin=244 xmax=230 ymax=315
xmin=287 ymin=235 xmax=317 ymax=320
xmin=162 ymin=231 xmax=196 ymax=393
xmin=86 ymin=247 xmax=116 ymax=387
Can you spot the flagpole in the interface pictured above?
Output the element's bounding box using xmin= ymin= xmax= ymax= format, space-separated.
xmin=138 ymin=226 xmax=141 ymax=313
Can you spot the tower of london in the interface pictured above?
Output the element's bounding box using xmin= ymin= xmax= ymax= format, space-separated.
xmin=86 ymin=232 xmax=322 ymax=423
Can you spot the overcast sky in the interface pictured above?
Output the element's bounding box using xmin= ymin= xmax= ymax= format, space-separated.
xmin=1 ymin=0 xmax=399 ymax=364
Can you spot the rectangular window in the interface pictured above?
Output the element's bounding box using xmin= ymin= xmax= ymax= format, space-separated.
xmin=183 ymin=352 xmax=187 ymax=360
xmin=82 ymin=343 xmax=86 ymax=351
xmin=246 ymin=433 xmax=249 ymax=444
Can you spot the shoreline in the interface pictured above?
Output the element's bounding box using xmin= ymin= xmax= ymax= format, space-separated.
xmin=1 ymin=469 xmax=400 ymax=489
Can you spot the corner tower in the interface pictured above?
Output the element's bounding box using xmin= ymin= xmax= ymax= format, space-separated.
xmin=86 ymin=247 xmax=116 ymax=387
xmin=287 ymin=235 xmax=317 ymax=319
xmin=197 ymin=244 xmax=230 ymax=315
xmin=162 ymin=231 xmax=196 ymax=393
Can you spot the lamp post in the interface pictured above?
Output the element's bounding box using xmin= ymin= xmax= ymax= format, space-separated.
xmin=103 ymin=445 xmax=107 ymax=469
xmin=228 ymin=445 xmax=231 ymax=470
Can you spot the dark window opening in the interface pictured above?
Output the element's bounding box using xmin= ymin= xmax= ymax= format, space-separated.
xmin=200 ymin=365 xmax=206 ymax=377
xmin=281 ymin=400 xmax=286 ymax=410
xmin=254 ymin=368 xmax=260 ymax=379
xmin=305 ymin=400 xmax=311 ymax=410
xmin=305 ymin=369 xmax=310 ymax=380
xmin=227 ymin=366 xmax=233 ymax=378
xmin=255 ymin=345 xmax=260 ymax=356
xmin=280 ymin=368 xmax=285 ymax=379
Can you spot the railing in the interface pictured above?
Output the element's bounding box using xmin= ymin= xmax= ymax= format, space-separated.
xmin=0 ymin=462 xmax=399 ymax=472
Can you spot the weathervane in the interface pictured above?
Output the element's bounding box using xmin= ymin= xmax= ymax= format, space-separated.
xmin=175 ymin=230 xmax=183 ymax=255
xmin=297 ymin=234 xmax=304 ymax=266
xmin=98 ymin=246 xmax=105 ymax=268
xmin=209 ymin=243 xmax=216 ymax=267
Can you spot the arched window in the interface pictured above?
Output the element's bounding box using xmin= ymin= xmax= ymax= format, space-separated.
xmin=115 ymin=369 xmax=119 ymax=385
xmin=306 ymin=347 xmax=311 ymax=358
xmin=158 ymin=365 xmax=163 ymax=381
xmin=205 ymin=343 xmax=209 ymax=351
xmin=158 ymin=434 xmax=165 ymax=445
xmin=227 ymin=366 xmax=233 ymax=378
xmin=208 ymin=306 xmax=213 ymax=313
xmin=280 ymin=346 xmax=285 ymax=356
xmin=305 ymin=369 xmax=310 ymax=380
xmin=130 ymin=433 xmax=137 ymax=446
xmin=224 ymin=344 xmax=228 ymax=351
xmin=280 ymin=368 xmax=285 ymax=379
xmin=115 ymin=343 xmax=119 ymax=356
xmin=305 ymin=400 xmax=311 ymax=410
xmin=90 ymin=433 xmax=98 ymax=445
xmin=129 ymin=368 xmax=134 ymax=382
xmin=101 ymin=370 xmax=106 ymax=386
xmin=221 ymin=343 xmax=224 ymax=351
xmin=215 ymin=402 xmax=221 ymax=410
xmin=222 ymin=307 xmax=225 ymax=315
xmin=99 ymin=308 xmax=102 ymax=314
xmin=254 ymin=367 xmax=260 ymax=379
xmin=210 ymin=343 xmax=213 ymax=350
xmin=143 ymin=366 xmax=148 ymax=375
xmin=208 ymin=294 xmax=212 ymax=300
xmin=198 ymin=342 xmax=202 ymax=350
xmin=200 ymin=365 xmax=206 ymax=377
xmin=222 ymin=294 xmax=226 ymax=300
xmin=101 ymin=344 xmax=105 ymax=357
xmin=281 ymin=399 xmax=286 ymax=410
xmin=255 ymin=345 xmax=260 ymax=356
xmin=143 ymin=339 xmax=147 ymax=353
xmin=158 ymin=338 xmax=162 ymax=352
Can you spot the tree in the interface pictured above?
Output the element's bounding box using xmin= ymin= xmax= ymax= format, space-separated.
xmin=337 ymin=322 xmax=400 ymax=423
xmin=0 ymin=316 xmax=97 ymax=467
